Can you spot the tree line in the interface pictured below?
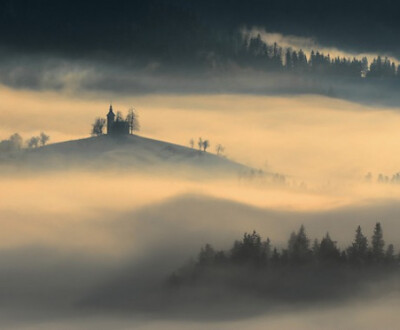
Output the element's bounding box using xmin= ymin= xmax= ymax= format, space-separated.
xmin=168 ymin=223 xmax=399 ymax=304
xmin=189 ymin=137 xmax=225 ymax=156
xmin=234 ymin=34 xmax=400 ymax=80
xmin=0 ymin=132 xmax=50 ymax=153
xmin=182 ymin=223 xmax=397 ymax=273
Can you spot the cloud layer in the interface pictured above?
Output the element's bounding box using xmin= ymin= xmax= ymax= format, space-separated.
xmin=2 ymin=0 xmax=400 ymax=60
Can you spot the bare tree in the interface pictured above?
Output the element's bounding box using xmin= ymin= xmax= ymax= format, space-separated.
xmin=215 ymin=143 xmax=225 ymax=156
xmin=39 ymin=132 xmax=50 ymax=146
xmin=198 ymin=137 xmax=203 ymax=151
xmin=115 ymin=111 xmax=124 ymax=122
xmin=126 ymin=107 xmax=140 ymax=134
xmin=91 ymin=118 xmax=106 ymax=136
xmin=0 ymin=133 xmax=23 ymax=153
xmin=189 ymin=138 xmax=194 ymax=148
xmin=9 ymin=133 xmax=23 ymax=150
xmin=202 ymin=139 xmax=210 ymax=152
xmin=27 ymin=136 xmax=40 ymax=149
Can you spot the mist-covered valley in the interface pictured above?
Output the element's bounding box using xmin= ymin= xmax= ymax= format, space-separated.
xmin=1 ymin=87 xmax=400 ymax=328
xmin=2 ymin=172 xmax=400 ymax=329
xmin=3 ymin=1 xmax=400 ymax=328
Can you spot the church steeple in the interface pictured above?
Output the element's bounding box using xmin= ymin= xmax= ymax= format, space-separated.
xmin=107 ymin=104 xmax=115 ymax=134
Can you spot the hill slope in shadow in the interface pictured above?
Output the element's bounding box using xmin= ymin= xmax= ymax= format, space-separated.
xmin=10 ymin=135 xmax=252 ymax=176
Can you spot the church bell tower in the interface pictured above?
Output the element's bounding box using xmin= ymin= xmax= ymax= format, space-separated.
xmin=106 ymin=104 xmax=115 ymax=134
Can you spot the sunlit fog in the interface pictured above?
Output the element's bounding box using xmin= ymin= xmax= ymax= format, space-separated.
xmin=2 ymin=1 xmax=400 ymax=329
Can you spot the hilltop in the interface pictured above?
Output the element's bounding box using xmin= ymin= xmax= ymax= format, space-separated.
xmin=11 ymin=134 xmax=252 ymax=176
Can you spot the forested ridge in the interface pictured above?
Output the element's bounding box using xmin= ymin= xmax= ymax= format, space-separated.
xmin=168 ymin=223 xmax=399 ymax=303
xmin=234 ymin=34 xmax=399 ymax=80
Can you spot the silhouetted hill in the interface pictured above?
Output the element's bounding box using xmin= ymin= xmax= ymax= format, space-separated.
xmin=14 ymin=135 xmax=252 ymax=176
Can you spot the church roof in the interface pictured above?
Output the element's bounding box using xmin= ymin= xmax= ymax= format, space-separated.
xmin=107 ymin=104 xmax=115 ymax=117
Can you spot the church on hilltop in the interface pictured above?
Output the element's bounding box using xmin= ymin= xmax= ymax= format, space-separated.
xmin=106 ymin=105 xmax=130 ymax=135
xmin=91 ymin=105 xmax=139 ymax=136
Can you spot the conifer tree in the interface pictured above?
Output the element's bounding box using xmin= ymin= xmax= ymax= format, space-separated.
xmin=312 ymin=239 xmax=320 ymax=257
xmin=261 ymin=238 xmax=271 ymax=265
xmin=371 ymin=222 xmax=385 ymax=262
xmin=348 ymin=226 xmax=368 ymax=264
xmin=318 ymin=233 xmax=341 ymax=262
xmin=198 ymin=244 xmax=215 ymax=266
xmin=385 ymin=244 xmax=395 ymax=264
xmin=288 ymin=225 xmax=311 ymax=263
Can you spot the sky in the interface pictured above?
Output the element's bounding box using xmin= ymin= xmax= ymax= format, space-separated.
xmin=2 ymin=0 xmax=400 ymax=61
xmin=1 ymin=0 xmax=400 ymax=100
xmin=2 ymin=1 xmax=400 ymax=329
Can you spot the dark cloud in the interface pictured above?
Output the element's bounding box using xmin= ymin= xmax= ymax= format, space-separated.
xmin=2 ymin=1 xmax=400 ymax=106
xmin=0 ymin=0 xmax=214 ymax=67
xmin=1 ymin=0 xmax=400 ymax=62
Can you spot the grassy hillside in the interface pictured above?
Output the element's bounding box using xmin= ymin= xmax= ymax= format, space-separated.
xmin=14 ymin=135 xmax=252 ymax=176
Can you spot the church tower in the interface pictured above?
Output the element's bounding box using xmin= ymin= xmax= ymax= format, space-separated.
xmin=106 ymin=104 xmax=115 ymax=134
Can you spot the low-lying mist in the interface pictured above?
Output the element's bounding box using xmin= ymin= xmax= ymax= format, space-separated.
xmin=1 ymin=167 xmax=400 ymax=328
xmin=2 ymin=89 xmax=400 ymax=328
xmin=3 ymin=169 xmax=400 ymax=250
xmin=3 ymin=86 xmax=400 ymax=180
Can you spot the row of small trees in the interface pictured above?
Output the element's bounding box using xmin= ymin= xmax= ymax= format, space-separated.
xmin=189 ymin=137 xmax=210 ymax=152
xmin=26 ymin=132 xmax=50 ymax=149
xmin=189 ymin=137 xmax=225 ymax=155
xmin=195 ymin=223 xmax=396 ymax=269
xmin=364 ymin=172 xmax=400 ymax=185
xmin=0 ymin=132 xmax=50 ymax=152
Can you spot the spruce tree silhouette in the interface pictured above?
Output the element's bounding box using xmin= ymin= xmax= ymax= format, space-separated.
xmin=371 ymin=222 xmax=385 ymax=263
xmin=347 ymin=225 xmax=368 ymax=264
